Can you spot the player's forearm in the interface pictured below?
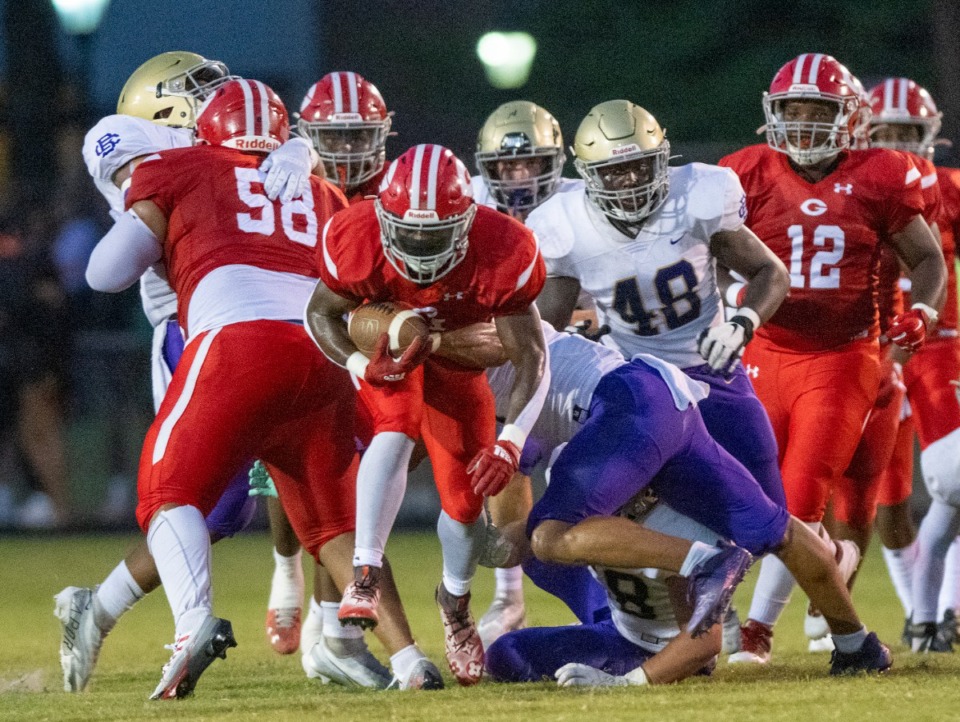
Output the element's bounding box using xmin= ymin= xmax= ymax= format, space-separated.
xmin=640 ymin=628 xmax=720 ymax=684
xmin=436 ymin=322 xmax=507 ymax=368
xmin=303 ymin=289 xmax=358 ymax=367
xmin=497 ymin=311 xmax=549 ymax=446
xmin=737 ymin=259 xmax=789 ymax=325
xmin=85 ymin=210 xmax=162 ymax=293
xmin=907 ymin=250 xmax=947 ymax=317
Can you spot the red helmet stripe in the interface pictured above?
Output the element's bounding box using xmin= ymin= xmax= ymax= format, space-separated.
xmin=346 ymin=71 xmax=359 ymax=112
xmin=240 ymin=80 xmax=256 ymax=138
xmin=331 ymin=72 xmax=344 ymax=114
xmin=409 ymin=144 xmax=427 ymax=210
xmin=426 ymin=144 xmax=442 ymax=210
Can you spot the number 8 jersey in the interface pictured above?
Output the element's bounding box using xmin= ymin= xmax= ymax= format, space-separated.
xmin=526 ymin=164 xmax=745 ymax=368
xmin=719 ymin=144 xmax=924 ymax=352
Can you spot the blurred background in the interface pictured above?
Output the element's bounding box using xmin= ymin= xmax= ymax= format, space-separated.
xmin=0 ymin=0 xmax=956 ymax=530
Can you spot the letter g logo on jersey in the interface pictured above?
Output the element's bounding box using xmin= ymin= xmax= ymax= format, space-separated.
xmin=800 ymin=198 xmax=828 ymax=217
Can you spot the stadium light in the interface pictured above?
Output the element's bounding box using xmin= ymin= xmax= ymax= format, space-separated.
xmin=50 ymin=0 xmax=111 ymax=35
xmin=476 ymin=31 xmax=537 ymax=89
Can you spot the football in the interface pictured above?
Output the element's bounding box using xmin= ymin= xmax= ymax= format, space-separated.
xmin=348 ymin=301 xmax=430 ymax=357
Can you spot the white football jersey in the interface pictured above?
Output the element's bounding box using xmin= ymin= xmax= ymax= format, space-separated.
xmin=527 ymin=164 xmax=747 ymax=368
xmin=83 ymin=115 xmax=194 ymax=327
xmin=592 ymin=503 xmax=722 ymax=653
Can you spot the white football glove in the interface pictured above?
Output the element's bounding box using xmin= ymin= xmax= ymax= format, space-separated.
xmin=696 ymin=311 xmax=757 ymax=375
xmin=555 ymin=663 xmax=628 ymax=688
xmin=260 ymin=137 xmax=315 ymax=203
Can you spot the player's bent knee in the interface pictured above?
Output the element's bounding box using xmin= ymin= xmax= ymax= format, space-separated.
xmin=485 ymin=633 xmax=538 ymax=682
xmin=204 ymin=496 xmax=257 ymax=538
xmin=530 ymin=520 xmax=570 ymax=564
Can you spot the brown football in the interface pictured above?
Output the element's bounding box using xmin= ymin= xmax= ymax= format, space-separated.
xmin=348 ymin=301 xmax=430 ymax=357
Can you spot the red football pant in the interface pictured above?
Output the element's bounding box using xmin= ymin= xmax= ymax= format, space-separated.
xmin=743 ymin=335 xmax=880 ymax=522
xmin=357 ymin=358 xmax=495 ymax=523
xmin=137 ymin=321 xmax=359 ymax=560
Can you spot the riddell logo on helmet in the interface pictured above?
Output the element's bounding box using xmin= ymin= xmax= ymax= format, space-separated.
xmin=228 ymin=137 xmax=281 ymax=151
xmin=612 ymin=144 xmax=642 ymax=156
xmin=403 ymin=209 xmax=440 ymax=221
xmin=787 ymin=83 xmax=821 ymax=94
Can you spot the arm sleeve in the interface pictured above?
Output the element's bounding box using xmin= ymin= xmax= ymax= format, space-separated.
xmin=85 ymin=210 xmax=163 ymax=292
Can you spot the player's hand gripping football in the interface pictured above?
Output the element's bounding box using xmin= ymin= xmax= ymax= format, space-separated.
xmin=260 ymin=137 xmax=314 ymax=203
xmin=363 ymin=332 xmax=432 ymax=386
xmin=467 ymin=440 xmax=522 ymax=497
xmin=697 ymin=314 xmax=755 ymax=375
xmin=887 ymin=307 xmax=928 ymax=353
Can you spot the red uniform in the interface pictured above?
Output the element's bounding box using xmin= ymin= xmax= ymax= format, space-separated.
xmin=720 ymin=144 xmax=925 ymax=521
xmin=319 ymin=201 xmax=545 ymax=522
xmin=345 ymin=166 xmax=386 ymax=206
xmin=127 ymin=145 xmax=357 ymax=557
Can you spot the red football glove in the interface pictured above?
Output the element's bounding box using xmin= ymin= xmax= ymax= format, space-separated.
xmin=888 ymin=308 xmax=928 ymax=353
xmin=363 ymin=333 xmax=432 ymax=386
xmin=467 ymin=440 xmax=522 ymax=497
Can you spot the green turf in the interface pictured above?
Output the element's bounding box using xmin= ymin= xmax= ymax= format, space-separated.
xmin=1 ymin=532 xmax=957 ymax=721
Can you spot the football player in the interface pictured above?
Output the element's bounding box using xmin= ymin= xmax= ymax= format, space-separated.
xmin=305 ymin=143 xmax=550 ymax=685
xmin=469 ymin=100 xmax=571 ymax=648
xmin=85 ymin=79 xmax=443 ymax=697
xmin=54 ymin=51 xmax=320 ymax=692
xmin=718 ymin=54 xmax=946 ymax=663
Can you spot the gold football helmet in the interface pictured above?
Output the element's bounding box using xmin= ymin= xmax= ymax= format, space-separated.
xmin=117 ymin=51 xmax=234 ymax=128
xmin=475 ymin=100 xmax=565 ymax=213
xmin=572 ymin=100 xmax=670 ymax=223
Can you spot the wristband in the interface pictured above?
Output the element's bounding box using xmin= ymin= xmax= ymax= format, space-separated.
xmin=346 ymin=351 xmax=369 ymax=378
xmin=624 ymin=665 xmax=649 ymax=685
xmin=725 ymin=282 xmax=746 ymax=308
xmin=911 ymin=302 xmax=939 ymax=326
xmin=498 ymin=423 xmax=527 ymax=451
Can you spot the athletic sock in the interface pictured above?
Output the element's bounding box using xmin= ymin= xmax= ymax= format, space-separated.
xmin=882 ymin=540 xmax=917 ymax=618
xmin=913 ymin=500 xmax=960 ymax=624
xmin=438 ymin=511 xmax=483 ymax=597
xmin=353 ymin=432 xmax=415 ymax=567
xmin=495 ymin=566 xmax=524 ymax=597
xmin=937 ymin=537 xmax=960 ymax=618
xmin=390 ymin=644 xmax=427 ymax=683
xmin=322 ymin=600 xmax=361 ymax=639
xmin=94 ymin=561 xmax=145 ymax=633
xmin=747 ymin=554 xmax=796 ymax=627
xmin=832 ymin=626 xmax=868 ymax=654
xmin=678 ymin=541 xmax=719 ymax=577
xmin=268 ymin=547 xmax=304 ymax=610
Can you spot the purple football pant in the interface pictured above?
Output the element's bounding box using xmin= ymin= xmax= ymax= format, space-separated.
xmin=161 ymin=318 xmax=257 ymax=537
xmin=528 ymin=361 xmax=789 ymax=556
xmin=522 ymin=556 xmax=610 ymax=624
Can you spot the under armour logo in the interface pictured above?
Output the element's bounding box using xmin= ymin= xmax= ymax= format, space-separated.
xmin=94 ymin=132 xmax=121 ymax=157
xmin=745 ymin=364 xmax=759 ymax=378
xmin=834 ymin=183 xmax=853 ymax=195
xmin=443 ymin=291 xmax=465 ymax=301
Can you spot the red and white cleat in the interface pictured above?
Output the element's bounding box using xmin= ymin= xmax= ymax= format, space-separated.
xmin=435 ymin=585 xmax=484 ymax=686
xmin=338 ymin=566 xmax=381 ymax=630
xmin=728 ymin=619 xmax=773 ymax=665
xmin=266 ymin=607 xmax=301 ymax=655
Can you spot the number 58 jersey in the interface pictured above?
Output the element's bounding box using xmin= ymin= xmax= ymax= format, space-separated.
xmin=720 ymin=145 xmax=924 ymax=352
xmin=526 ymin=164 xmax=745 ymax=368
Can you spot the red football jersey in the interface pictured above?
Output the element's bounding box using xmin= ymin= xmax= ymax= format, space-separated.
xmin=345 ymin=166 xmax=386 ymax=206
xmin=127 ymin=145 xmax=347 ymax=329
xmin=318 ymin=201 xmax=545 ymax=363
xmin=720 ymin=145 xmax=925 ymax=351
xmin=929 ymin=165 xmax=960 ymax=334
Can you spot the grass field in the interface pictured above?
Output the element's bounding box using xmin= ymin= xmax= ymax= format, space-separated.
xmin=1 ymin=531 xmax=958 ymax=722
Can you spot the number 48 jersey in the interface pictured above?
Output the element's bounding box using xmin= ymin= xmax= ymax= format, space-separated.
xmin=720 ymin=145 xmax=924 ymax=352
xmin=526 ymin=164 xmax=745 ymax=368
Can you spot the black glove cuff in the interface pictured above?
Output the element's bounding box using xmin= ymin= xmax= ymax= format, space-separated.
xmin=730 ymin=315 xmax=755 ymax=344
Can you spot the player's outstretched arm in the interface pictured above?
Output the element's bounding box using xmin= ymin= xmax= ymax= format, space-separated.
xmin=536 ymin=276 xmax=581 ymax=331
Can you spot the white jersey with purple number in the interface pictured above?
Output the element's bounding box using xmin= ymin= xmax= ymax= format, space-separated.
xmin=526 ymin=164 xmax=747 ymax=368
xmin=592 ymin=503 xmax=723 ymax=653
xmin=83 ymin=114 xmax=193 ymax=328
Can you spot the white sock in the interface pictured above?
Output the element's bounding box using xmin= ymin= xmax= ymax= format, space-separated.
xmin=882 ymin=540 xmax=917 ymax=618
xmin=678 ymin=541 xmax=718 ymax=577
xmin=438 ymin=511 xmax=483 ymax=597
xmin=912 ymin=499 xmax=960 ymax=624
xmin=94 ymin=561 xmax=145 ymax=633
xmin=390 ymin=644 xmax=427 ymax=682
xmin=146 ymin=505 xmax=212 ymax=638
xmin=268 ymin=547 xmax=304 ymax=610
xmin=300 ymin=596 xmax=324 ymax=655
xmin=354 ymin=432 xmax=415 ymax=567
xmin=322 ymin=600 xmax=361 ymax=639
xmin=832 ymin=626 xmax=868 ymax=653
xmin=938 ymin=537 xmax=960 ymax=617
xmin=495 ymin=566 xmax=524 ymax=596
xmin=747 ymin=554 xmax=796 ymax=627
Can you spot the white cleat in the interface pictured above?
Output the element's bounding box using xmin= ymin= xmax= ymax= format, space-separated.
xmin=804 ymin=609 xmax=830 ymax=641
xmin=477 ymin=593 xmax=526 ymax=650
xmin=808 ymin=635 xmax=835 ymax=653
xmin=54 ymin=586 xmax=107 ymax=692
xmin=386 ymin=657 xmax=445 ymax=690
xmin=150 ymin=616 xmax=236 ymax=700
xmin=302 ymin=636 xmax=391 ymax=689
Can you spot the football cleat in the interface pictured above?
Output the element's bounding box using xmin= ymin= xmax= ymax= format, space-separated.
xmin=938 ymin=609 xmax=960 ymax=646
xmin=436 ymin=585 xmax=484 ymax=686
xmin=266 ymin=607 xmax=301 ymax=655
xmin=686 ymin=541 xmax=753 ymax=638
xmin=804 ymin=609 xmax=830 ymax=641
xmin=830 ymin=632 xmax=893 ymax=675
xmin=386 ymin=657 xmax=445 ymax=690
xmin=728 ymin=620 xmax=773 ymax=664
xmin=907 ymin=619 xmax=954 ymax=653
xmin=299 ymin=603 xmax=324 ymax=655
xmin=477 ymin=592 xmax=526 ymax=650
xmin=302 ymin=636 xmax=391 ymax=688
xmin=149 ymin=616 xmax=237 ymax=700
xmin=808 ymin=636 xmax=835 ymax=653
xmin=338 ymin=566 xmax=381 ymax=630
xmin=54 ymin=586 xmax=107 ymax=692
xmin=721 ymin=605 xmax=742 ymax=655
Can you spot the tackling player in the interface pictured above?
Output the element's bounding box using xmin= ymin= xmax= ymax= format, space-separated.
xmin=719 ymin=54 xmax=946 ymax=663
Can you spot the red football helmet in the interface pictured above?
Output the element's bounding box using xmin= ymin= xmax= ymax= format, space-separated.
xmin=867 ymin=78 xmax=942 ymax=159
xmin=196 ymin=79 xmax=289 ymax=152
xmin=375 ymin=144 xmax=476 ymax=284
xmin=763 ymin=53 xmax=863 ymax=165
xmin=298 ymin=72 xmax=392 ymax=190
